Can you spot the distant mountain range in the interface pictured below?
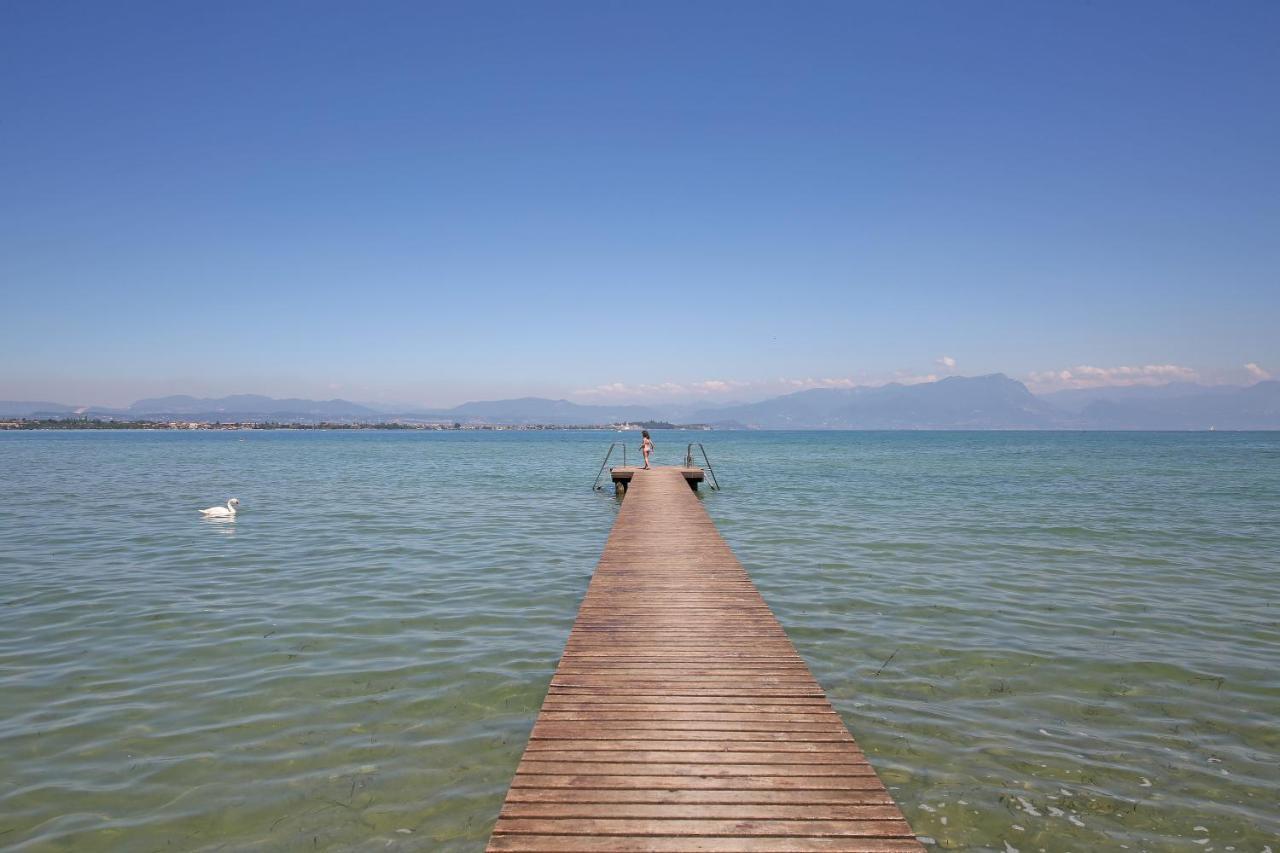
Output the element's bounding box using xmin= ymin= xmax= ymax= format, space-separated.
xmin=3 ymin=375 xmax=1278 ymax=429
xmin=684 ymin=374 xmax=1062 ymax=429
xmin=1041 ymin=380 xmax=1280 ymax=430
xmin=126 ymin=394 xmax=386 ymax=419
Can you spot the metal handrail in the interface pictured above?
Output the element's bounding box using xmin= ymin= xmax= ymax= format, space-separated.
xmin=593 ymin=442 xmax=618 ymax=490
xmin=685 ymin=442 xmax=721 ymax=490
xmin=592 ymin=441 xmax=629 ymax=490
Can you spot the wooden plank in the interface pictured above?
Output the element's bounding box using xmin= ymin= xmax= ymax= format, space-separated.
xmin=503 ymin=789 xmax=896 ymax=805
xmin=490 ymin=838 xmax=926 ymax=852
xmin=514 ymin=762 xmax=877 ymax=777
xmin=486 ymin=467 xmax=921 ymax=852
xmin=536 ymin=708 xmax=845 ymax=719
xmin=540 ymin=697 xmax=834 ymax=706
xmin=501 ymin=803 xmax=905 ymax=820
xmin=508 ymin=775 xmax=888 ymax=790
xmin=529 ymin=732 xmax=860 ymax=742
xmin=532 ymin=723 xmax=849 ymax=732
xmin=521 ymin=749 xmax=868 ymax=762
xmin=492 ymin=818 xmax=914 ymax=836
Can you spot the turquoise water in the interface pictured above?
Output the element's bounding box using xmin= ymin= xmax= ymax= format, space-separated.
xmin=1 ymin=430 xmax=1277 ymax=852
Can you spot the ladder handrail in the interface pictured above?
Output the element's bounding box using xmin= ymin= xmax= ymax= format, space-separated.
xmin=685 ymin=442 xmax=721 ymax=490
xmin=592 ymin=442 xmax=619 ymax=491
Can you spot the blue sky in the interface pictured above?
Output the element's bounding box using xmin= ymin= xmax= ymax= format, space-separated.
xmin=2 ymin=1 xmax=1277 ymax=407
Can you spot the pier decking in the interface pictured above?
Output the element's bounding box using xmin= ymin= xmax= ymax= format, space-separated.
xmin=608 ymin=465 xmax=704 ymax=495
xmin=487 ymin=466 xmax=922 ymax=852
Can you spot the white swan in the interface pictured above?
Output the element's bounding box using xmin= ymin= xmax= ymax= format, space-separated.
xmin=200 ymin=498 xmax=240 ymax=518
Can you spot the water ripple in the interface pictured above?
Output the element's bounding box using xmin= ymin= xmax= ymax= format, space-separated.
xmin=1 ymin=430 xmax=1277 ymax=851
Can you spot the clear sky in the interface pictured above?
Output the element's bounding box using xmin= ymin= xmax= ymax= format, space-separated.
xmin=2 ymin=1 xmax=1277 ymax=407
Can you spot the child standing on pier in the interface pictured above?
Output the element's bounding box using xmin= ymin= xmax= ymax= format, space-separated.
xmin=641 ymin=430 xmax=653 ymax=469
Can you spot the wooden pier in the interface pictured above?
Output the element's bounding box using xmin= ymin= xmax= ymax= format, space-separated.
xmin=487 ymin=466 xmax=922 ymax=852
xmin=608 ymin=465 xmax=704 ymax=496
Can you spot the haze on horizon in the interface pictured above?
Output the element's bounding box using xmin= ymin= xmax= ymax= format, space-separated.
xmin=2 ymin=2 xmax=1277 ymax=410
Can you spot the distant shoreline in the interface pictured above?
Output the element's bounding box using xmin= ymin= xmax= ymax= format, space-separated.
xmin=3 ymin=420 xmax=1275 ymax=433
xmin=0 ymin=418 xmax=711 ymax=432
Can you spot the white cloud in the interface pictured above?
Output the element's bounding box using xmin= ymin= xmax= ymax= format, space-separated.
xmin=1026 ymin=364 xmax=1199 ymax=392
xmin=935 ymin=355 xmax=957 ymax=369
xmin=895 ymin=372 xmax=939 ymax=385
xmin=689 ymin=380 xmax=746 ymax=393
xmin=779 ymin=377 xmax=861 ymax=390
xmin=574 ymin=379 xmax=751 ymax=399
xmin=1244 ymin=362 xmax=1271 ymax=381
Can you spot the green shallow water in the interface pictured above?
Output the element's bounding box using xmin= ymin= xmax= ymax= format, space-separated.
xmin=0 ymin=430 xmax=1276 ymax=852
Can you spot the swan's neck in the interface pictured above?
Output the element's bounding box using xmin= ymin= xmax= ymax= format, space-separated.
xmin=226 ymin=502 xmax=237 ymax=514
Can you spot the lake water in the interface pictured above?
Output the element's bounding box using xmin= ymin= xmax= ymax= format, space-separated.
xmin=1 ymin=430 xmax=1277 ymax=852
